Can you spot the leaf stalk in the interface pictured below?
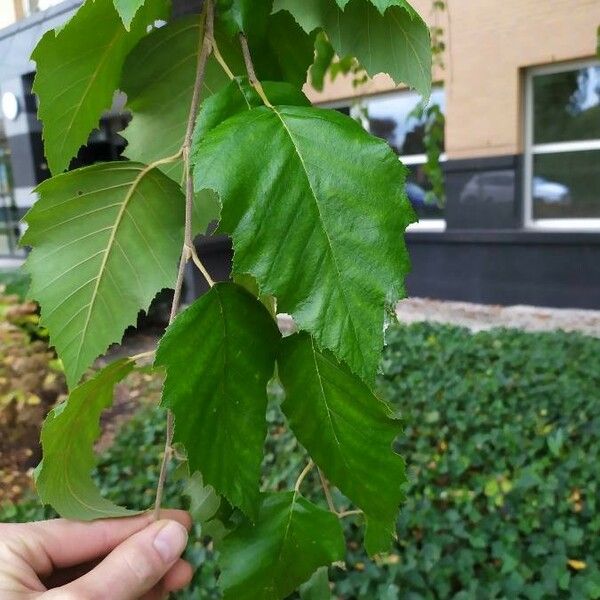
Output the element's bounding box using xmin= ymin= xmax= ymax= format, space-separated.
xmin=239 ymin=33 xmax=273 ymax=108
xmin=294 ymin=459 xmax=315 ymax=493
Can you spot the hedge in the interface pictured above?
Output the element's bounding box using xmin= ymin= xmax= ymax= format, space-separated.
xmin=2 ymin=322 xmax=599 ymax=599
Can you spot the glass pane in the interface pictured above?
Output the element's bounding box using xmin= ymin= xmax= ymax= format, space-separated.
xmin=533 ymin=65 xmax=600 ymax=144
xmin=0 ymin=139 xmax=22 ymax=256
xmin=405 ymin=164 xmax=445 ymax=220
xmin=363 ymin=88 xmax=445 ymax=156
xmin=532 ymin=150 xmax=600 ymax=219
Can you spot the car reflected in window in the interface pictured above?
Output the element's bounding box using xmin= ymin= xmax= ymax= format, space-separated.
xmin=460 ymin=171 xmax=570 ymax=205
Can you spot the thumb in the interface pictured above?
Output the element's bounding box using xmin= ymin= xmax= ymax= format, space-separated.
xmin=53 ymin=519 xmax=188 ymax=600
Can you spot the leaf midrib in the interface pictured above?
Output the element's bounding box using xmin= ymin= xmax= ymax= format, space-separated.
xmin=56 ymin=26 xmax=124 ymax=167
xmin=308 ymin=337 xmax=354 ymax=475
xmin=270 ymin=107 xmax=365 ymax=366
xmin=58 ymin=369 xmax=132 ymax=517
xmin=73 ymin=166 xmax=148 ymax=380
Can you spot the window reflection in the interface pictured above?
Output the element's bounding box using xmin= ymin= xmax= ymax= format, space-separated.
xmin=460 ymin=171 xmax=515 ymax=205
xmin=533 ymin=151 xmax=598 ymax=219
xmin=405 ymin=164 xmax=444 ymax=220
xmin=363 ymin=88 xmax=446 ymax=156
xmin=533 ymin=66 xmax=600 ymax=144
xmin=528 ymin=62 xmax=600 ymax=222
xmin=0 ymin=135 xmax=22 ymax=257
xmin=334 ymin=88 xmax=446 ymax=220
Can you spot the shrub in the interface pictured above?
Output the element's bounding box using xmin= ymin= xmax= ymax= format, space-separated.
xmin=0 ymin=292 xmax=65 ymax=504
xmin=2 ymin=322 xmax=599 ymax=599
xmin=341 ymin=323 xmax=600 ymax=599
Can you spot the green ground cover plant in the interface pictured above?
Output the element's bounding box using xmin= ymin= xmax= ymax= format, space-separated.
xmin=4 ymin=323 xmax=599 ymax=599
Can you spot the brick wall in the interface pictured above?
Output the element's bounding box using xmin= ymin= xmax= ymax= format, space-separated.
xmin=306 ymin=0 xmax=600 ymax=160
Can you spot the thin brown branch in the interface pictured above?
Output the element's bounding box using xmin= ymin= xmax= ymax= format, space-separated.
xmin=338 ymin=509 xmax=363 ymax=519
xmin=130 ymin=349 xmax=155 ymax=363
xmin=294 ymin=459 xmax=315 ymax=493
xmin=189 ymin=244 xmax=215 ymax=287
xmin=183 ymin=1 xmax=214 ymax=154
xmin=318 ymin=468 xmax=337 ymax=513
xmin=239 ymin=33 xmax=272 ymax=107
xmin=153 ymin=0 xmax=216 ymax=520
xmin=153 ymin=411 xmax=174 ymax=518
xmin=211 ymin=36 xmax=235 ymax=80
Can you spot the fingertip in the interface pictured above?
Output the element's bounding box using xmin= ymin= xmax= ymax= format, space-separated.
xmin=152 ymin=509 xmax=193 ymax=531
xmin=152 ymin=520 xmax=188 ymax=564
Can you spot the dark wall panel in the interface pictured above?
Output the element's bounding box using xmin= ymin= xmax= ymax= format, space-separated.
xmin=444 ymin=154 xmax=522 ymax=230
xmin=406 ymin=232 xmax=600 ymax=309
xmin=194 ymin=232 xmax=600 ymax=311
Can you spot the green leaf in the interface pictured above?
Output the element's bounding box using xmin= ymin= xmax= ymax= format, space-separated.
xmin=367 ymin=0 xmax=420 ymax=16
xmin=272 ymin=0 xmax=330 ymax=34
xmin=278 ymin=333 xmax=405 ymax=552
xmin=299 ymin=567 xmax=332 ymax=600
xmin=193 ymin=189 xmax=221 ymax=236
xmin=216 ymin=0 xmax=273 ymax=38
xmin=31 ymin=0 xmax=167 ymax=174
xmin=183 ymin=471 xmax=221 ymax=524
xmin=251 ymin=10 xmax=316 ymax=88
xmin=176 ymin=465 xmax=233 ymax=544
xmin=155 ymin=282 xmax=280 ymax=518
xmin=192 ymin=105 xmax=415 ymax=384
xmin=121 ymin=17 xmax=245 ymax=185
xmin=273 ymin=0 xmax=431 ymax=97
xmin=364 ymin=516 xmax=396 ymax=555
xmin=310 ymin=32 xmax=336 ymax=91
xmin=22 ymin=162 xmax=184 ymax=388
xmin=35 ymin=359 xmax=137 ymax=520
xmin=194 ymin=77 xmax=310 ymax=142
xmin=338 ymin=0 xmax=430 ymax=97
xmin=112 ymin=0 xmax=149 ymax=29
xmin=219 ymin=492 xmax=345 ymax=600
xmin=214 ymin=1 xmax=313 ymax=88
xmin=233 ymin=273 xmax=276 ymax=318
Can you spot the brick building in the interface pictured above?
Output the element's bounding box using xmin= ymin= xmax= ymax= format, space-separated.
xmin=1 ymin=0 xmax=599 ymax=307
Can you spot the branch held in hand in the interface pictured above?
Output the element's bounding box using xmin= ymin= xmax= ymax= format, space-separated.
xmin=153 ymin=0 xmax=216 ymax=520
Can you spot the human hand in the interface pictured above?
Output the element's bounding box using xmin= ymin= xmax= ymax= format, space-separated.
xmin=0 ymin=509 xmax=193 ymax=600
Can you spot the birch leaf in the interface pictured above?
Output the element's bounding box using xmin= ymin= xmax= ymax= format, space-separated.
xmin=155 ymin=283 xmax=280 ymax=519
xmin=35 ymin=359 xmax=137 ymax=520
xmin=31 ymin=0 xmax=167 ymax=174
xmin=192 ymin=105 xmax=415 ymax=384
xmin=22 ymin=162 xmax=184 ymax=387
xmin=219 ymin=492 xmax=345 ymax=600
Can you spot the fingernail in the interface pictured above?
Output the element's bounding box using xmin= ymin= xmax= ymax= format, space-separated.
xmin=153 ymin=520 xmax=188 ymax=563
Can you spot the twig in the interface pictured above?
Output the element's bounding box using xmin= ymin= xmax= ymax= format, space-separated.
xmin=153 ymin=411 xmax=174 ymax=517
xmin=317 ymin=468 xmax=364 ymax=519
xmin=130 ymin=349 xmax=155 ymax=362
xmin=211 ymin=36 xmax=235 ymax=80
xmin=239 ymin=33 xmax=272 ymax=108
xmin=153 ymin=0 xmax=215 ymax=521
xmin=168 ymin=244 xmax=192 ymax=323
xmin=318 ymin=468 xmax=337 ymax=513
xmin=189 ymin=244 xmax=215 ymax=287
xmin=294 ymin=459 xmax=314 ymax=493
xmin=337 ymin=509 xmax=363 ymax=519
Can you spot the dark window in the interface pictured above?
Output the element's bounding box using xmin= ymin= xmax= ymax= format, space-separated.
xmin=528 ymin=63 xmax=600 ymax=222
xmin=347 ymin=88 xmax=446 ymax=221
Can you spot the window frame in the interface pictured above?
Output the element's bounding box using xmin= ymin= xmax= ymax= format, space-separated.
xmin=523 ymin=59 xmax=600 ymax=231
xmin=318 ymin=90 xmax=447 ymax=232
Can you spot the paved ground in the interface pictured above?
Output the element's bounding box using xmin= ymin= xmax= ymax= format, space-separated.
xmin=395 ymin=298 xmax=600 ymax=337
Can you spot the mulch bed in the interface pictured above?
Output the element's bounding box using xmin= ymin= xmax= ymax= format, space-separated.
xmin=0 ymin=297 xmax=160 ymax=505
